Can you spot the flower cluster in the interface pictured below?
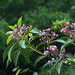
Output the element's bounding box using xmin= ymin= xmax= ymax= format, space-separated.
xmin=43 ymin=45 xmax=65 ymax=61
xmin=60 ymin=22 xmax=75 ymax=40
xmin=39 ymin=28 xmax=58 ymax=43
xmin=9 ymin=24 xmax=29 ymax=40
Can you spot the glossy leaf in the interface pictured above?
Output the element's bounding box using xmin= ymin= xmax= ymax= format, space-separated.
xmin=21 ymin=68 xmax=29 ymax=73
xmin=8 ymin=42 xmax=18 ymax=61
xmin=36 ymin=42 xmax=46 ymax=49
xmin=5 ymin=31 xmax=9 ymax=35
xmin=12 ymin=50 xmax=20 ymax=66
xmin=29 ymin=34 xmax=40 ymax=42
xmin=25 ymin=48 xmax=30 ymax=63
xmin=29 ymin=25 xmax=33 ymax=31
xmin=66 ymin=66 xmax=75 ymax=75
xmin=8 ymin=26 xmax=15 ymax=30
xmin=43 ymin=62 xmax=48 ymax=68
xmin=6 ymin=59 xmax=10 ymax=68
xmin=19 ymin=40 xmax=26 ymax=49
xmin=53 ymin=39 xmax=66 ymax=43
xmin=56 ymin=60 xmax=63 ymax=74
xmin=3 ymin=44 xmax=14 ymax=62
xmin=34 ymin=56 xmax=46 ymax=66
xmin=28 ymin=33 xmax=33 ymax=37
xmin=12 ymin=68 xmax=18 ymax=72
xmin=33 ymin=72 xmax=38 ymax=75
xmin=65 ymin=53 xmax=75 ymax=58
xmin=60 ymin=39 xmax=74 ymax=51
xmin=30 ymin=28 xmax=40 ymax=34
xmin=49 ymin=61 xmax=58 ymax=75
xmin=7 ymin=38 xmax=12 ymax=45
xmin=16 ymin=69 xmax=21 ymax=75
xmin=7 ymin=34 xmax=14 ymax=45
xmin=18 ymin=16 xmax=22 ymax=27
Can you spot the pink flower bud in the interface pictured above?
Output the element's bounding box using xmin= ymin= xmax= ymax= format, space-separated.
xmin=9 ymin=31 xmax=13 ymax=34
xmin=56 ymin=34 xmax=58 ymax=37
xmin=43 ymin=51 xmax=49 ymax=56
xmin=27 ymin=26 xmax=29 ymax=29
xmin=51 ymin=63 xmax=53 ymax=65
xmin=62 ymin=50 xmax=65 ymax=53
xmin=14 ymin=25 xmax=17 ymax=28
xmin=46 ymin=28 xmax=50 ymax=32
xmin=70 ymin=35 xmax=72 ymax=38
xmin=46 ymin=47 xmax=49 ymax=49
xmin=23 ymin=24 xmax=25 ymax=27
xmin=66 ymin=22 xmax=70 ymax=25
xmin=13 ymin=37 xmax=16 ymax=39
xmin=42 ymin=32 xmax=46 ymax=35
xmin=9 ymin=36 xmax=12 ymax=38
xmin=39 ymin=39 xmax=41 ymax=41
xmin=14 ymin=29 xmax=18 ymax=33
xmin=65 ymin=26 xmax=68 ymax=29
xmin=39 ymin=34 xmax=42 ymax=36
xmin=59 ymin=54 xmax=62 ymax=56
xmin=43 ymin=30 xmax=45 ymax=32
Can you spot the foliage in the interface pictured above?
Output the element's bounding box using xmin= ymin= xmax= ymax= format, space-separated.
xmin=3 ymin=17 xmax=75 ymax=75
xmin=0 ymin=0 xmax=75 ymax=75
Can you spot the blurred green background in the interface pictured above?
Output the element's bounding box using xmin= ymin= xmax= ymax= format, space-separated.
xmin=0 ymin=0 xmax=75 ymax=75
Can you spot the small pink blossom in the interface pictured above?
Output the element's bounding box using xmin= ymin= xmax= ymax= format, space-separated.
xmin=9 ymin=31 xmax=13 ymax=34
xmin=14 ymin=25 xmax=17 ymax=28
xmin=13 ymin=37 xmax=16 ymax=39
xmin=43 ymin=51 xmax=49 ymax=56
xmin=66 ymin=22 xmax=70 ymax=25
xmin=70 ymin=35 xmax=72 ymax=38
xmin=9 ymin=36 xmax=12 ymax=38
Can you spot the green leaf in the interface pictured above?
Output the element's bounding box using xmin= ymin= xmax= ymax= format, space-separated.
xmin=21 ymin=68 xmax=29 ymax=74
xmin=36 ymin=42 xmax=46 ymax=49
xmin=18 ymin=16 xmax=22 ymax=27
xmin=5 ymin=31 xmax=9 ymax=35
xmin=65 ymin=54 xmax=75 ymax=58
xmin=60 ymin=39 xmax=74 ymax=51
xmin=49 ymin=61 xmax=58 ymax=75
xmin=7 ymin=37 xmax=12 ymax=45
xmin=43 ymin=62 xmax=48 ymax=68
xmin=3 ymin=44 xmax=14 ymax=62
xmin=28 ymin=33 xmax=33 ymax=37
xmin=29 ymin=34 xmax=40 ymax=42
xmin=59 ymin=36 xmax=69 ymax=40
xmin=34 ymin=56 xmax=46 ymax=66
xmin=66 ymin=66 xmax=75 ymax=75
xmin=25 ymin=48 xmax=30 ymax=63
xmin=12 ymin=68 xmax=18 ymax=72
xmin=30 ymin=28 xmax=40 ymax=34
xmin=7 ymin=34 xmax=14 ymax=45
xmin=33 ymin=72 xmax=38 ymax=75
xmin=16 ymin=69 xmax=21 ymax=75
xmin=43 ymin=60 xmax=58 ymax=68
xmin=53 ymin=39 xmax=66 ymax=43
xmin=56 ymin=60 xmax=63 ymax=74
xmin=8 ymin=26 xmax=15 ymax=30
xmin=8 ymin=42 xmax=18 ymax=61
xmin=29 ymin=25 xmax=33 ymax=31
xmin=19 ymin=40 xmax=26 ymax=49
xmin=68 ymin=58 xmax=75 ymax=62
xmin=6 ymin=59 xmax=10 ymax=68
xmin=12 ymin=50 xmax=20 ymax=66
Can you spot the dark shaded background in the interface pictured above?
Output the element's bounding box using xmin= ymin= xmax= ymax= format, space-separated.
xmin=0 ymin=0 xmax=75 ymax=75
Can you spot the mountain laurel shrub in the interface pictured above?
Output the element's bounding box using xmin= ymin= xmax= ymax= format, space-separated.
xmin=3 ymin=17 xmax=75 ymax=75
